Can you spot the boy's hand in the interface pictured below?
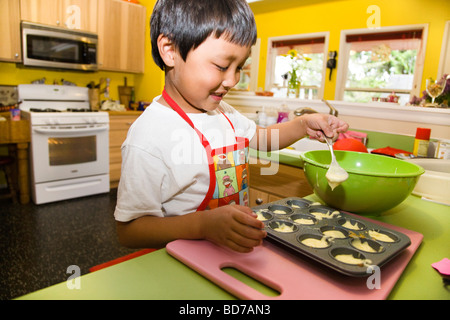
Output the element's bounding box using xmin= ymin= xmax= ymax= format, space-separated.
xmin=302 ymin=113 xmax=348 ymax=141
xmin=200 ymin=205 xmax=267 ymax=253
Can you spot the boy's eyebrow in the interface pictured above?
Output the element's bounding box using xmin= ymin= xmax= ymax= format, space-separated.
xmin=216 ymin=50 xmax=251 ymax=63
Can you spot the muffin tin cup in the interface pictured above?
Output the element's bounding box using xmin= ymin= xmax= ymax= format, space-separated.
xmin=253 ymin=197 xmax=411 ymax=277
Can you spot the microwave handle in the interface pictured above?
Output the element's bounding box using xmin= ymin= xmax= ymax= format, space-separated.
xmin=33 ymin=126 xmax=108 ymax=134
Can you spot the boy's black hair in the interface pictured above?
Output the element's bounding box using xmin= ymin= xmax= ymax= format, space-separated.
xmin=150 ymin=0 xmax=257 ymax=70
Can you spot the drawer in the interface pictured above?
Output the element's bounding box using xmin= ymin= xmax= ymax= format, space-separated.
xmin=109 ymin=129 xmax=129 ymax=148
xmin=109 ymin=115 xmax=139 ymax=131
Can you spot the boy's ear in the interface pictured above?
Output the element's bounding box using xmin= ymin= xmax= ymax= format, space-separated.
xmin=157 ymin=34 xmax=176 ymax=68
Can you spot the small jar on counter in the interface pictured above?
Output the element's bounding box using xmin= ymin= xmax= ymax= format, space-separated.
xmin=413 ymin=128 xmax=431 ymax=157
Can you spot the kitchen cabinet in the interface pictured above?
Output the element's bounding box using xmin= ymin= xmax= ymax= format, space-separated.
xmin=97 ymin=0 xmax=146 ymax=73
xmin=0 ymin=119 xmax=31 ymax=204
xmin=0 ymin=0 xmax=21 ymax=62
xmin=109 ymin=112 xmax=141 ymax=188
xmin=249 ymin=188 xmax=283 ymax=207
xmin=249 ymin=157 xmax=313 ymax=207
xmin=20 ymin=0 xmax=98 ymax=32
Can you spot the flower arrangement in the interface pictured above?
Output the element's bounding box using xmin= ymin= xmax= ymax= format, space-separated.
xmin=409 ymin=74 xmax=450 ymax=107
xmin=283 ymin=49 xmax=311 ymax=97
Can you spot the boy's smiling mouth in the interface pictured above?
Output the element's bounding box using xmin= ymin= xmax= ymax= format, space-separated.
xmin=210 ymin=91 xmax=227 ymax=101
xmin=211 ymin=92 xmax=228 ymax=101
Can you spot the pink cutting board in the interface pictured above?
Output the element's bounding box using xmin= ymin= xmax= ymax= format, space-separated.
xmin=166 ymin=216 xmax=423 ymax=300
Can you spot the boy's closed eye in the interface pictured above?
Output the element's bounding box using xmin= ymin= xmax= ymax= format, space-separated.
xmin=215 ymin=64 xmax=228 ymax=72
xmin=215 ymin=64 xmax=244 ymax=73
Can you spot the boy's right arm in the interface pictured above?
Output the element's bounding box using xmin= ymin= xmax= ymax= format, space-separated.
xmin=116 ymin=205 xmax=266 ymax=253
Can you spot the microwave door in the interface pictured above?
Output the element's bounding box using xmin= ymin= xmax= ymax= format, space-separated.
xmin=22 ymin=23 xmax=98 ymax=71
xmin=27 ymin=35 xmax=80 ymax=63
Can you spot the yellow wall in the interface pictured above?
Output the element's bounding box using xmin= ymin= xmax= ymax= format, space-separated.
xmin=0 ymin=61 xmax=140 ymax=100
xmin=0 ymin=0 xmax=163 ymax=103
xmin=253 ymin=0 xmax=450 ymax=100
xmin=1 ymin=0 xmax=448 ymax=102
xmin=133 ymin=0 xmax=163 ymax=102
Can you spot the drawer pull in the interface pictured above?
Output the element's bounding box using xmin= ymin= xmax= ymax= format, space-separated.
xmin=255 ymin=198 xmax=264 ymax=205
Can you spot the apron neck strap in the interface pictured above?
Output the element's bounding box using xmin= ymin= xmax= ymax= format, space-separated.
xmin=162 ymin=88 xmax=196 ymax=129
xmin=162 ymin=88 xmax=236 ymax=134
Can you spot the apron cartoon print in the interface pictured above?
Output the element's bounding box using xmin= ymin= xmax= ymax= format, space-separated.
xmin=162 ymin=89 xmax=250 ymax=211
xmin=210 ymin=136 xmax=249 ymax=209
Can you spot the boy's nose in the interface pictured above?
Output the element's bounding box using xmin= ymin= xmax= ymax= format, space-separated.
xmin=222 ymin=70 xmax=240 ymax=89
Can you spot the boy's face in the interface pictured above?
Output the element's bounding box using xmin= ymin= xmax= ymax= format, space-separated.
xmin=165 ymin=35 xmax=251 ymax=113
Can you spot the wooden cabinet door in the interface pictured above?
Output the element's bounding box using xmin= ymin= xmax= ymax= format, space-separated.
xmin=98 ymin=0 xmax=146 ymax=73
xmin=20 ymin=0 xmax=97 ymax=32
xmin=0 ymin=0 xmax=21 ymax=62
xmin=61 ymin=0 xmax=98 ymax=32
xmin=249 ymin=188 xmax=283 ymax=207
xmin=109 ymin=113 xmax=140 ymax=188
xmin=20 ymin=0 xmax=60 ymax=26
xmin=249 ymin=188 xmax=269 ymax=207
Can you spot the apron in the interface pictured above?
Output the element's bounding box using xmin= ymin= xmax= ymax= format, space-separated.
xmin=162 ymin=89 xmax=250 ymax=211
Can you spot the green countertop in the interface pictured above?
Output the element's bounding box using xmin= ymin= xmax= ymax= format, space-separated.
xmin=17 ymin=194 xmax=449 ymax=300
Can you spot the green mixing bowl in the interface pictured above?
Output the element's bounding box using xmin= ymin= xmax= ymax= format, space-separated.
xmin=300 ymin=150 xmax=424 ymax=214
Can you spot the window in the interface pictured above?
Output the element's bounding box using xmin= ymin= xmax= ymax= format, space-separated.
xmin=265 ymin=33 xmax=329 ymax=99
xmin=336 ymin=25 xmax=427 ymax=105
xmin=438 ymin=21 xmax=450 ymax=79
xmin=234 ymin=39 xmax=260 ymax=92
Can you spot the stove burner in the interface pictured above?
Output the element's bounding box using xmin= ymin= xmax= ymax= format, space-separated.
xmin=66 ymin=108 xmax=98 ymax=112
xmin=30 ymin=108 xmax=61 ymax=113
xmin=29 ymin=108 xmax=98 ymax=113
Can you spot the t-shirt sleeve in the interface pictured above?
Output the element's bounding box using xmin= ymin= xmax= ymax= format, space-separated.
xmin=114 ymin=144 xmax=167 ymax=222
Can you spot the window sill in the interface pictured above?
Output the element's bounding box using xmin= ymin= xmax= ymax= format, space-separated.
xmin=224 ymin=93 xmax=450 ymax=126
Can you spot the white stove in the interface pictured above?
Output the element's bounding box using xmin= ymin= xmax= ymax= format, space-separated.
xmin=18 ymin=84 xmax=110 ymax=204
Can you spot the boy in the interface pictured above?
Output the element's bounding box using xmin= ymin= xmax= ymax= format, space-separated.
xmin=114 ymin=0 xmax=348 ymax=253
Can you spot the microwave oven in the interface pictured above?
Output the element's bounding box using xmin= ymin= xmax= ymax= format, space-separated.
xmin=21 ymin=21 xmax=98 ymax=71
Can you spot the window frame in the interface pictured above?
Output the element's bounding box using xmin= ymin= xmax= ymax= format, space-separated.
xmin=265 ymin=32 xmax=330 ymax=99
xmin=233 ymin=38 xmax=261 ymax=92
xmin=438 ymin=20 xmax=450 ymax=79
xmin=335 ymin=24 xmax=428 ymax=102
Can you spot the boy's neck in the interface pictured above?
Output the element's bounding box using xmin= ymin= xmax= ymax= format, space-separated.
xmin=162 ymin=86 xmax=208 ymax=114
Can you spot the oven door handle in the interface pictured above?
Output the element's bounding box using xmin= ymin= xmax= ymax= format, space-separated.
xmin=33 ymin=126 xmax=109 ymax=134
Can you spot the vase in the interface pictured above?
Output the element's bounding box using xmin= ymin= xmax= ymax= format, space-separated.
xmin=287 ymin=81 xmax=300 ymax=98
xmin=287 ymin=69 xmax=300 ymax=98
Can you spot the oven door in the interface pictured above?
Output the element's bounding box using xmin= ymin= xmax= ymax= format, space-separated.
xmin=30 ymin=124 xmax=109 ymax=184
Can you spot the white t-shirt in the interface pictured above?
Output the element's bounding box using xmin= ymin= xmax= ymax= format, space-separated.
xmin=114 ymin=96 xmax=257 ymax=222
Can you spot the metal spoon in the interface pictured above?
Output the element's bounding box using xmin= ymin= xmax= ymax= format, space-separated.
xmin=324 ymin=135 xmax=348 ymax=190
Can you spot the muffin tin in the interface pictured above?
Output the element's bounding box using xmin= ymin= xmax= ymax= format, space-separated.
xmin=253 ymin=197 xmax=411 ymax=277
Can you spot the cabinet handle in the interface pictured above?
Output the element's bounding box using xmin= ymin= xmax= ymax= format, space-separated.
xmin=255 ymin=198 xmax=264 ymax=205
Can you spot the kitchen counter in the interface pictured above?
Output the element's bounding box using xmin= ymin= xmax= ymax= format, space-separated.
xmin=107 ymin=110 xmax=143 ymax=116
xmin=17 ymin=194 xmax=449 ymax=300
